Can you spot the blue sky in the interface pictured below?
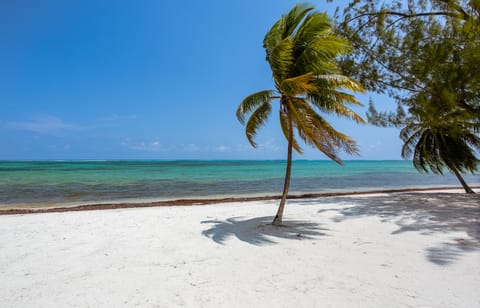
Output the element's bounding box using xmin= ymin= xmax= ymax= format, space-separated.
xmin=0 ymin=0 xmax=402 ymax=160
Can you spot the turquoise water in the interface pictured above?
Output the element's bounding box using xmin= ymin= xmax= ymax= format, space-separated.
xmin=0 ymin=160 xmax=478 ymax=208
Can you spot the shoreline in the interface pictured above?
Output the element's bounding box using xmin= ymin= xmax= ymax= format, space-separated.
xmin=1 ymin=185 xmax=478 ymax=216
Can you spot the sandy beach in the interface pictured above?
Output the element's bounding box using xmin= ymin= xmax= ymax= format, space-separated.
xmin=1 ymin=189 xmax=479 ymax=307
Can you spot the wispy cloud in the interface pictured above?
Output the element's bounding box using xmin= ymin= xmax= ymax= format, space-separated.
xmin=121 ymin=139 xmax=234 ymax=154
xmin=5 ymin=115 xmax=80 ymax=134
xmin=236 ymin=139 xmax=281 ymax=153
xmin=215 ymin=145 xmax=229 ymax=152
xmin=121 ymin=138 xmax=170 ymax=152
xmin=257 ymin=140 xmax=281 ymax=152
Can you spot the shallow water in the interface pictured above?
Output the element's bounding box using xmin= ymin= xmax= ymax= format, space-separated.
xmin=0 ymin=160 xmax=478 ymax=208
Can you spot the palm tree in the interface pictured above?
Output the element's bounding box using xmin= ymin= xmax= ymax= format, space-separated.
xmin=401 ymin=99 xmax=479 ymax=194
xmin=236 ymin=3 xmax=365 ymax=225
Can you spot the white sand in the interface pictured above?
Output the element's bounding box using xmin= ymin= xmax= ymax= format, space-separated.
xmin=1 ymin=190 xmax=479 ymax=307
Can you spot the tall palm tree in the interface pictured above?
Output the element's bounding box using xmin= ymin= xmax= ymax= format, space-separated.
xmin=401 ymin=99 xmax=479 ymax=194
xmin=236 ymin=3 xmax=365 ymax=225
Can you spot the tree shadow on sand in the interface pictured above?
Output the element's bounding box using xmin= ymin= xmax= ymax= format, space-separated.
xmin=308 ymin=193 xmax=480 ymax=265
xmin=201 ymin=216 xmax=328 ymax=246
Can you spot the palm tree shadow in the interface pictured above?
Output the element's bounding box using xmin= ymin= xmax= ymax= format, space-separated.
xmin=201 ymin=216 xmax=328 ymax=246
xmin=312 ymin=193 xmax=480 ymax=265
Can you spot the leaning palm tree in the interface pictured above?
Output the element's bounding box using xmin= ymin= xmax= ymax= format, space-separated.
xmin=401 ymin=100 xmax=479 ymax=194
xmin=237 ymin=3 xmax=365 ymax=225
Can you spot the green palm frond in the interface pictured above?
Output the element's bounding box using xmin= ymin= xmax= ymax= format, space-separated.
xmin=295 ymin=35 xmax=350 ymax=74
xmin=309 ymin=92 xmax=365 ymax=123
xmin=438 ymin=134 xmax=479 ymax=173
xmin=282 ymin=3 xmax=313 ymax=38
xmin=413 ymin=131 xmax=445 ymax=174
xmin=314 ymin=74 xmax=365 ymax=92
xmin=245 ymin=102 xmax=272 ymax=147
xmin=309 ymin=90 xmax=362 ymax=108
xmin=293 ymin=11 xmax=331 ymax=49
xmin=330 ymin=103 xmax=365 ymax=124
xmin=236 ymin=90 xmax=273 ymax=124
xmin=461 ymin=132 xmax=480 ymax=152
xmin=280 ymin=72 xmax=316 ymax=96
xmin=263 ymin=20 xmax=284 ymax=60
xmin=330 ymin=91 xmax=363 ymax=106
xmin=307 ymin=75 xmax=364 ymax=124
xmin=400 ymin=124 xmax=423 ymax=158
xmin=289 ymin=98 xmax=359 ymax=162
xmin=270 ymin=37 xmax=295 ymax=82
xmin=263 ymin=3 xmax=313 ymax=55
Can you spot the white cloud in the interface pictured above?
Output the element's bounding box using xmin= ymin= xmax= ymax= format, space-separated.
xmin=216 ymin=145 xmax=229 ymax=151
xmin=183 ymin=143 xmax=200 ymax=152
xmin=203 ymin=145 xmax=231 ymax=152
xmin=6 ymin=115 xmax=79 ymax=134
xmin=121 ymin=138 xmax=282 ymax=157
xmin=236 ymin=139 xmax=281 ymax=153
xmin=120 ymin=139 xmax=237 ymax=155
xmin=257 ymin=140 xmax=281 ymax=152
xmin=120 ymin=139 xmax=169 ymax=152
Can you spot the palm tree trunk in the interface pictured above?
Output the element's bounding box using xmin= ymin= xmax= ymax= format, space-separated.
xmin=451 ymin=168 xmax=475 ymax=194
xmin=273 ymin=107 xmax=293 ymax=226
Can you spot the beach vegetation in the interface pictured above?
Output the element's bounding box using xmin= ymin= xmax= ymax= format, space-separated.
xmin=237 ymin=3 xmax=365 ymax=225
xmin=335 ymin=0 xmax=479 ymax=193
xmin=400 ymin=95 xmax=479 ymax=193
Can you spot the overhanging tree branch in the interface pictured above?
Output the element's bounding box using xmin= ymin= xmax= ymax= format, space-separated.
xmin=344 ymin=11 xmax=459 ymax=24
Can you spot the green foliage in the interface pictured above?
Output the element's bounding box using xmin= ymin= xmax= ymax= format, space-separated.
xmin=400 ymin=98 xmax=480 ymax=175
xmin=337 ymin=0 xmax=479 ymax=113
xmin=237 ymin=3 xmax=365 ymax=163
xmin=336 ymin=0 xmax=479 ymax=179
xmin=236 ymin=90 xmax=273 ymax=124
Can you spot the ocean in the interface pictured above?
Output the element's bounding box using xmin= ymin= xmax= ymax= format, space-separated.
xmin=0 ymin=160 xmax=478 ymax=209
